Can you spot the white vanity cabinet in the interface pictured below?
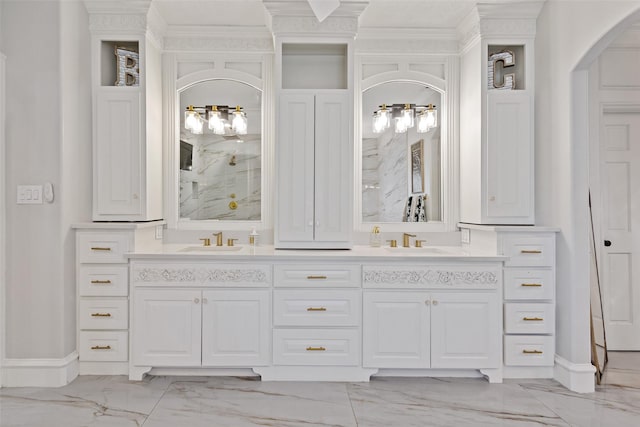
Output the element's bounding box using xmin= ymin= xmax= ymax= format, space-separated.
xmin=128 ymin=262 xmax=272 ymax=380
xmin=460 ymin=38 xmax=535 ymax=225
xmin=85 ymin=3 xmax=163 ymax=221
xmin=460 ymin=225 xmax=558 ymax=376
xmin=275 ymin=93 xmax=352 ymax=248
xmin=132 ymin=288 xmax=270 ymax=368
xmin=73 ymin=222 xmax=163 ymax=375
xmin=274 ymin=41 xmax=353 ymax=249
xmin=362 ymin=264 xmax=503 ymax=382
xmin=271 ymin=264 xmax=361 ymax=367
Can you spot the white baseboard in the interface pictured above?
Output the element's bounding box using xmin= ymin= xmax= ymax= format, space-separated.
xmin=553 ymin=354 xmax=596 ymax=393
xmin=1 ymin=351 xmax=79 ymax=387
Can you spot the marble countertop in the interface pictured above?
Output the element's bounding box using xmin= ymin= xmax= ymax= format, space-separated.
xmin=126 ymin=244 xmax=507 ymax=262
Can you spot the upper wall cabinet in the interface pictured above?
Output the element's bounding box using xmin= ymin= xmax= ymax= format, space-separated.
xmin=87 ymin=5 xmax=163 ymax=222
xmin=458 ymin=0 xmax=543 ymax=226
xmin=275 ymin=42 xmax=353 ymax=248
xmin=460 ymin=40 xmax=534 ymax=225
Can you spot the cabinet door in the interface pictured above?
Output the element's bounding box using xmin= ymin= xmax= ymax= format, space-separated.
xmin=132 ymin=289 xmax=201 ymax=366
xmin=430 ymin=292 xmax=500 ymax=369
xmin=314 ymin=93 xmax=351 ymax=243
xmin=276 ymin=93 xmax=315 ymax=244
xmin=362 ymin=292 xmax=430 ymax=368
xmin=201 ymin=290 xmax=270 ymax=366
xmin=486 ymin=91 xmax=533 ymax=223
xmin=94 ymin=90 xmax=142 ymax=219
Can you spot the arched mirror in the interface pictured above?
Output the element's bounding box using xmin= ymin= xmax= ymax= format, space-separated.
xmin=178 ymin=79 xmax=262 ymax=222
xmin=361 ymin=81 xmax=442 ymax=225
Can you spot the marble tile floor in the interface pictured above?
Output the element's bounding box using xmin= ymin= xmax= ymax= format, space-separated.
xmin=1 ymin=353 xmax=639 ymax=427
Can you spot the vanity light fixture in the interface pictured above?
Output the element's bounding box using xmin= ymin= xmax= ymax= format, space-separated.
xmin=372 ymin=103 xmax=437 ymax=134
xmin=184 ymin=105 xmax=248 ymax=136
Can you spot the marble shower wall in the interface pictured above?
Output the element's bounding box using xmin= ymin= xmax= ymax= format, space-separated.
xmin=362 ymin=131 xmax=409 ymax=222
xmin=180 ymin=133 xmax=261 ymax=221
xmin=362 ymin=129 xmax=441 ymax=223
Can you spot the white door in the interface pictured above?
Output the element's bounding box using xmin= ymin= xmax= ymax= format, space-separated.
xmin=201 ymin=290 xmax=270 ymax=366
xmin=314 ymin=93 xmax=351 ymax=243
xmin=600 ymin=110 xmax=640 ymax=349
xmin=430 ymin=292 xmax=501 ymax=369
xmin=94 ymin=90 xmax=142 ymax=219
xmin=362 ymin=291 xmax=430 ymax=368
xmin=275 ymin=93 xmax=315 ymax=245
xmin=132 ymin=289 xmax=202 ymax=366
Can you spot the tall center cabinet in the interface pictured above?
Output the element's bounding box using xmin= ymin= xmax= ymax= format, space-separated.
xmin=274 ymin=42 xmax=354 ymax=249
xmin=86 ymin=3 xmax=163 ymax=222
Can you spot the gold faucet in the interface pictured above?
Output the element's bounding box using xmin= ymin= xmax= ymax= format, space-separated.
xmin=227 ymin=238 xmax=238 ymax=247
xmin=212 ymin=232 xmax=223 ymax=246
xmin=415 ymin=239 xmax=426 ymax=248
xmin=403 ymin=233 xmax=416 ymax=248
xmin=199 ymin=238 xmax=211 ymax=247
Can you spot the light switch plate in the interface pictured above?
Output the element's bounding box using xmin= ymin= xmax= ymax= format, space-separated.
xmin=17 ymin=185 xmax=43 ymax=204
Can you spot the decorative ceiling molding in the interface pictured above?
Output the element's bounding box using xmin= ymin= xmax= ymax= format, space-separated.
xmin=88 ymin=13 xmax=147 ymax=34
xmin=271 ymin=15 xmax=358 ymax=36
xmin=163 ymin=36 xmax=274 ymax=53
xmin=457 ymin=1 xmax=544 ymax=53
xmin=307 ymin=0 xmax=340 ymax=22
xmin=356 ymin=27 xmax=459 ymax=55
xmin=164 ymin=25 xmax=273 ymax=53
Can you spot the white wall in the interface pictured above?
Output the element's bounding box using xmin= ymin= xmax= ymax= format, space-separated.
xmin=535 ymin=0 xmax=640 ymax=388
xmin=2 ymin=0 xmax=91 ymax=362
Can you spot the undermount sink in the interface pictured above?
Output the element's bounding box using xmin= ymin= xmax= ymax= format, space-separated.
xmin=179 ymin=245 xmax=243 ymax=252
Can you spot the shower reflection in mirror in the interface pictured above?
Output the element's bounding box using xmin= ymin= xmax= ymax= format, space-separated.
xmin=179 ymin=79 xmax=262 ymax=221
xmin=362 ymin=82 xmax=442 ymax=223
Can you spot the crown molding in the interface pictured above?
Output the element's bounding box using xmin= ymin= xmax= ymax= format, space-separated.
xmin=271 ymin=15 xmax=358 ymax=37
xmin=83 ymin=0 xmax=152 ymax=15
xmin=164 ymin=27 xmax=274 ymax=53
xmin=457 ymin=1 xmax=543 ymax=52
xmin=356 ymin=28 xmax=459 ymax=55
xmin=263 ymin=0 xmax=369 ymax=18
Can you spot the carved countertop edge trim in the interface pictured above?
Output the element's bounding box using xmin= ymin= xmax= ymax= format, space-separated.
xmin=132 ymin=267 xmax=272 ymax=284
xmin=363 ymin=269 xmax=499 ymax=286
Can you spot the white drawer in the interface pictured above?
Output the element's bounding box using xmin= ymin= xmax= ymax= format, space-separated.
xmin=504 ymin=303 xmax=555 ymax=334
xmin=502 ymin=235 xmax=555 ymax=267
xmin=79 ymin=266 xmax=128 ymax=296
xmin=504 ymin=269 xmax=554 ymax=301
xmin=79 ymin=298 xmax=128 ymax=330
xmin=504 ymin=335 xmax=555 ymax=366
xmin=79 ymin=331 xmax=128 ymax=362
xmin=274 ymin=264 xmax=361 ymax=288
xmin=77 ymin=232 xmax=130 ymax=264
xmin=273 ymin=329 xmax=359 ymax=366
xmin=273 ymin=290 xmax=360 ymax=327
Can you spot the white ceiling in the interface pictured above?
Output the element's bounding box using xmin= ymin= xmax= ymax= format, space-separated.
xmin=152 ymin=0 xmax=476 ymax=30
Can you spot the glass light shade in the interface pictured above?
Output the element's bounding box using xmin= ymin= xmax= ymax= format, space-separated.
xmin=372 ymin=106 xmax=391 ymax=133
xmin=416 ymin=106 xmax=437 ymax=133
xmin=184 ymin=106 xmax=200 ymax=131
xmin=191 ymin=116 xmax=204 ymax=134
xmin=401 ymin=104 xmax=414 ymax=129
xmin=394 ymin=116 xmax=408 ymax=133
xmin=208 ymin=108 xmax=225 ymax=135
xmin=231 ymin=109 xmax=248 ymax=135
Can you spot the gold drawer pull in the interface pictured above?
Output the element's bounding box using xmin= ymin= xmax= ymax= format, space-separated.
xmin=520 ymin=250 xmax=542 ymax=254
xmin=90 ymin=247 xmax=112 ymax=251
xmin=306 ymin=346 xmax=326 ymax=351
xmin=523 ymin=317 xmax=544 ymax=321
xmin=91 ymin=280 xmax=112 ymax=284
xmin=307 ymin=307 xmax=327 ymax=312
xmin=91 ymin=313 xmax=112 ymax=317
xmin=307 ymin=275 xmax=327 ymax=280
xmin=90 ymin=345 xmax=112 ymax=350
xmin=521 ymin=283 xmax=542 ymax=287
xmin=522 ymin=349 xmax=543 ymax=354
